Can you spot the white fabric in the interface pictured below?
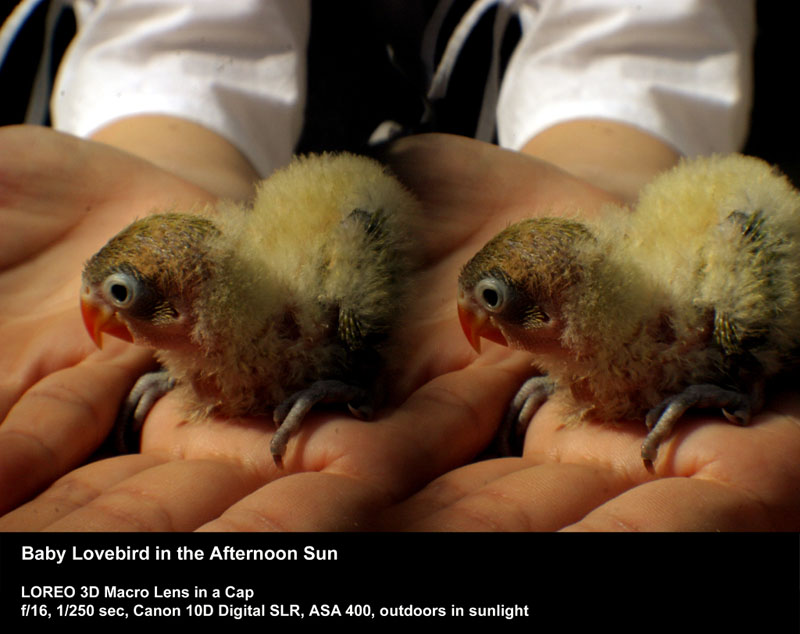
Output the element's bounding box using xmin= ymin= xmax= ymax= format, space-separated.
xmin=498 ymin=0 xmax=755 ymax=155
xmin=52 ymin=0 xmax=309 ymax=177
xmin=50 ymin=0 xmax=755 ymax=175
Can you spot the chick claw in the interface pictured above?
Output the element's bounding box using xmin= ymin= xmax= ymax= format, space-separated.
xmin=641 ymin=383 xmax=756 ymax=467
xmin=271 ymin=380 xmax=371 ymax=467
xmin=496 ymin=376 xmax=556 ymax=456
xmin=115 ymin=369 xmax=176 ymax=453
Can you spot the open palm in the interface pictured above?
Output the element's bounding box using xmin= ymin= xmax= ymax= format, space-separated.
xmin=2 ymin=127 xmax=798 ymax=531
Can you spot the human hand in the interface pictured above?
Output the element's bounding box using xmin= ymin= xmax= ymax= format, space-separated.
xmin=372 ymin=387 xmax=800 ymax=531
xmin=4 ymin=129 xmax=796 ymax=531
xmin=376 ymin=136 xmax=800 ymax=532
xmin=0 ymin=127 xmax=607 ymax=530
xmin=0 ymin=125 xmax=220 ymax=519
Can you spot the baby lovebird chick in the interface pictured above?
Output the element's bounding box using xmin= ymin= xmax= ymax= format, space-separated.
xmin=458 ymin=154 xmax=800 ymax=466
xmin=81 ymin=153 xmax=419 ymax=465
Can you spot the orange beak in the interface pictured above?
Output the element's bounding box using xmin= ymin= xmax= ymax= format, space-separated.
xmin=458 ymin=302 xmax=485 ymax=353
xmin=80 ymin=293 xmax=133 ymax=349
xmin=457 ymin=297 xmax=508 ymax=353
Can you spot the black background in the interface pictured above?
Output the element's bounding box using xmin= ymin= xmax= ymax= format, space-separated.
xmin=1 ymin=532 xmax=798 ymax=628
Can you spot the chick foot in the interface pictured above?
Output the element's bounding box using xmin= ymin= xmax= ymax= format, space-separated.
xmin=115 ymin=369 xmax=176 ymax=452
xmin=496 ymin=375 xmax=556 ymax=456
xmin=271 ymin=380 xmax=371 ymax=466
xmin=642 ymin=383 xmax=761 ymax=466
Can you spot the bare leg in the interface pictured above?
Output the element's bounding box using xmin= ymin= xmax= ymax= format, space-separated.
xmin=642 ymin=383 xmax=762 ymax=467
xmin=496 ymin=375 xmax=556 ymax=456
xmin=271 ymin=380 xmax=370 ymax=467
xmin=115 ymin=369 xmax=176 ymax=453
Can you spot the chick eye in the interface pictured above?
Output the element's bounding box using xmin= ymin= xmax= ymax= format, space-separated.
xmin=102 ymin=272 xmax=139 ymax=309
xmin=475 ymin=278 xmax=508 ymax=312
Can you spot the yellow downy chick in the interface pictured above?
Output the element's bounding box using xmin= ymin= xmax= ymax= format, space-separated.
xmin=81 ymin=153 xmax=419 ymax=465
xmin=458 ymin=154 xmax=800 ymax=466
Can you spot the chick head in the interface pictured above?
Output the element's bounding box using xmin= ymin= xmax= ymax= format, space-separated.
xmin=457 ymin=217 xmax=593 ymax=353
xmin=80 ymin=213 xmax=218 ymax=349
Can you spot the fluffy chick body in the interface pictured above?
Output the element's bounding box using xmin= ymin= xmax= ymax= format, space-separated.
xmin=458 ymin=154 xmax=800 ymax=463
xmin=81 ymin=153 xmax=418 ymax=461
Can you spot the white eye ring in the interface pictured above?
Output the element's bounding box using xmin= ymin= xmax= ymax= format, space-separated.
xmin=102 ymin=272 xmax=139 ymax=309
xmin=475 ymin=278 xmax=508 ymax=312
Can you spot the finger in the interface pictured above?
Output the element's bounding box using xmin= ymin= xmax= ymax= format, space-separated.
xmin=198 ymin=471 xmax=384 ymax=531
xmin=374 ymin=457 xmax=527 ymax=529
xmin=300 ymin=347 xmax=534 ymax=489
xmin=0 ymin=306 xmax=102 ymax=421
xmin=0 ymin=454 xmax=163 ymax=531
xmin=140 ymin=393 xmax=275 ymax=469
xmin=524 ymin=397 xmax=655 ymax=478
xmin=396 ymin=461 xmax=630 ymax=531
xmin=0 ymin=344 xmax=152 ymax=514
xmin=562 ymin=477 xmax=777 ymax=531
xmin=42 ymin=459 xmax=263 ymax=531
xmin=200 ymin=350 xmax=534 ymax=531
xmin=562 ymin=398 xmax=800 ymax=531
